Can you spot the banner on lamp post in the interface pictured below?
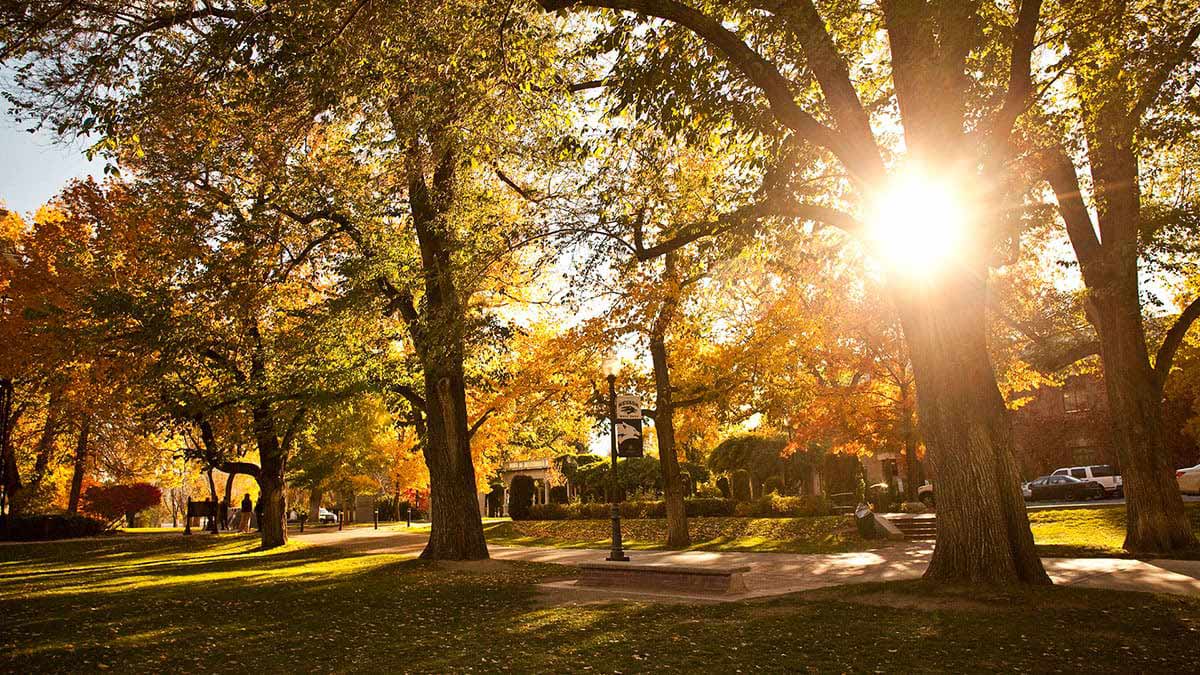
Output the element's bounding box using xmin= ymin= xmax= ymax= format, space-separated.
xmin=615 ymin=394 xmax=643 ymax=458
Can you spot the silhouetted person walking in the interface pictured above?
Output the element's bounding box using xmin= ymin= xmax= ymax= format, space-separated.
xmin=239 ymin=493 xmax=252 ymax=532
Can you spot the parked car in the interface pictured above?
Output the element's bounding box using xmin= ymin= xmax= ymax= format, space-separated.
xmin=1021 ymin=481 xmax=1032 ymax=499
xmin=1026 ymin=475 xmax=1106 ymax=501
xmin=317 ymin=507 xmax=338 ymax=524
xmin=1177 ymin=464 xmax=1200 ymax=495
xmin=1052 ymin=465 xmax=1122 ymax=497
xmin=917 ymin=483 xmax=934 ymax=507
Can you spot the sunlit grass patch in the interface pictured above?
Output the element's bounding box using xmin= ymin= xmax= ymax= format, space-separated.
xmin=1030 ymin=503 xmax=1200 ymax=558
xmin=483 ymin=515 xmax=867 ymax=554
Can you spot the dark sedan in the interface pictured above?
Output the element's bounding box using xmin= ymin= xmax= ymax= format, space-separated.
xmin=1026 ymin=475 xmax=1106 ymax=501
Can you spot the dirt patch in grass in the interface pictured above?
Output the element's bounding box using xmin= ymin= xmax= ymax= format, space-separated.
xmin=436 ymin=559 xmax=516 ymax=574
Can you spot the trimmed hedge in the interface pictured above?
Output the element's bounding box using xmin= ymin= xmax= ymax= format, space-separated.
xmin=0 ymin=513 xmax=108 ymax=541
xmin=508 ymin=475 xmax=536 ymax=521
xmin=524 ymin=495 xmax=831 ymax=521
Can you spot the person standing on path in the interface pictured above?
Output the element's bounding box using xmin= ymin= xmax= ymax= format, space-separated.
xmin=239 ymin=493 xmax=253 ymax=532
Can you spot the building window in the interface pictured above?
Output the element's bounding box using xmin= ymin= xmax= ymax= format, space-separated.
xmin=1071 ymin=446 xmax=1102 ymax=466
xmin=1063 ymin=384 xmax=1092 ymax=413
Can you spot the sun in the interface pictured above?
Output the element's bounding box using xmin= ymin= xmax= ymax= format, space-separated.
xmin=865 ymin=170 xmax=970 ymax=278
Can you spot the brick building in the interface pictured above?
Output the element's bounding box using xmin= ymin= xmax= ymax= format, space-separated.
xmin=1011 ymin=374 xmax=1199 ymax=480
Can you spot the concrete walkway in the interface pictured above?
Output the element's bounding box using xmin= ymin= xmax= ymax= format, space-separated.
xmin=292 ymin=526 xmax=1200 ymax=600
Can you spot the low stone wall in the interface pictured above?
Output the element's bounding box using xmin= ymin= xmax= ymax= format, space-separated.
xmin=577 ymin=562 xmax=751 ymax=595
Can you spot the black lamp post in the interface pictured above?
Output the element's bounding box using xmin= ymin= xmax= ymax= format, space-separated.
xmin=601 ymin=353 xmax=629 ymax=562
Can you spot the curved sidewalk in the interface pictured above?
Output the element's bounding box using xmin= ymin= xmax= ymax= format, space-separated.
xmin=294 ymin=526 xmax=1200 ymax=599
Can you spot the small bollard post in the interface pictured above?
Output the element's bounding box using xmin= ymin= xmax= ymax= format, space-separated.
xmin=406 ymin=501 xmax=411 ymax=528
xmin=373 ymin=508 xmax=378 ymax=530
xmin=338 ymin=511 xmax=343 ymax=531
xmin=299 ymin=513 xmax=305 ymax=532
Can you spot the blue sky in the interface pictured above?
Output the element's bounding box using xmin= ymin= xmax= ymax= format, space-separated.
xmin=1 ymin=111 xmax=103 ymax=216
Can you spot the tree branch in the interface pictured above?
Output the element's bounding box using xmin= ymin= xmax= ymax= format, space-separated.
xmin=634 ymin=198 xmax=861 ymax=260
xmin=468 ymin=408 xmax=496 ymax=440
xmin=1154 ymin=295 xmax=1200 ymax=390
xmin=1043 ymin=147 xmax=1103 ymax=271
xmin=1131 ymin=23 xmax=1200 ymax=122
xmin=392 ymin=385 xmax=427 ymax=412
xmin=750 ymin=0 xmax=877 ymax=157
xmin=539 ymin=0 xmax=884 ymax=184
xmin=991 ymin=0 xmax=1044 ymax=139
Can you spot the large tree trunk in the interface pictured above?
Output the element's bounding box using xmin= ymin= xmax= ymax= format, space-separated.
xmin=419 ymin=363 xmax=489 ymax=560
xmin=1091 ymin=295 xmax=1196 ymax=552
xmin=0 ymin=379 xmax=20 ymax=517
xmin=1046 ymin=89 xmax=1198 ymax=554
xmin=309 ymin=488 xmax=323 ymax=519
xmin=402 ymin=139 xmax=488 ymax=561
xmin=31 ymin=389 xmax=62 ymax=487
xmin=895 ymin=269 xmax=1050 ymax=585
xmin=650 ymin=334 xmax=690 ymax=548
xmin=251 ymin=403 xmax=288 ymax=549
xmin=66 ymin=416 xmax=91 ymax=514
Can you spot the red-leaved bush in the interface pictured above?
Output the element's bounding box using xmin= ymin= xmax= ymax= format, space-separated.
xmin=82 ymin=482 xmax=162 ymax=527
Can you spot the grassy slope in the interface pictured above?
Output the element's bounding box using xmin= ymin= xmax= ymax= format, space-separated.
xmin=4 ymin=535 xmax=1200 ymax=673
xmin=484 ymin=515 xmax=866 ymax=554
xmin=1030 ymin=503 xmax=1200 ymax=557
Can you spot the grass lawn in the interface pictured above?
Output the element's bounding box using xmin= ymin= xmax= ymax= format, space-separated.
xmin=482 ymin=504 xmax=1200 ymax=558
xmin=1030 ymin=503 xmax=1200 ymax=558
xmin=483 ymin=515 xmax=867 ymax=554
xmin=4 ymin=535 xmax=1200 ymax=673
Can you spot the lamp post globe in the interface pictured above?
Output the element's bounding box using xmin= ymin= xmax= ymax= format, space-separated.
xmin=600 ymin=353 xmax=621 ymax=380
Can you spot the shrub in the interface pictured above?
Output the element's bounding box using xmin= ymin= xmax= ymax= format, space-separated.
xmin=549 ymin=485 xmax=569 ymax=504
xmin=731 ymin=469 xmax=753 ymax=502
xmin=508 ymin=475 xmax=536 ymax=520
xmin=715 ymin=476 xmax=731 ymax=499
xmin=763 ymin=476 xmax=784 ymax=495
xmin=900 ymin=501 xmax=928 ymax=514
xmin=685 ymin=498 xmax=737 ymax=517
xmin=0 ymin=513 xmax=107 ymax=541
xmin=82 ymin=482 xmax=162 ymax=527
xmin=726 ymin=495 xmax=833 ymax=518
xmin=528 ymin=498 xmax=740 ymax=520
xmin=694 ymin=483 xmax=724 ymax=499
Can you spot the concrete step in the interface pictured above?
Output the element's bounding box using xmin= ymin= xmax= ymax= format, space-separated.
xmin=882 ymin=514 xmax=938 ymax=540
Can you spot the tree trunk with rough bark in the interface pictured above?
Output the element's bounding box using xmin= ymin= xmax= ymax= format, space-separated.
xmin=66 ymin=416 xmax=91 ymax=514
xmin=1044 ymin=76 xmax=1199 ymax=554
xmin=1092 ymin=294 xmax=1196 ymax=552
xmin=895 ymin=270 xmax=1050 ymax=584
xmin=31 ymin=389 xmax=62 ymax=487
xmin=419 ymin=362 xmax=489 ymax=560
xmin=650 ymin=334 xmax=690 ymax=548
xmin=0 ymin=378 xmax=20 ymax=517
xmin=251 ymin=403 xmax=289 ymax=549
xmin=397 ymin=138 xmax=488 ymax=561
xmin=309 ymin=488 xmax=323 ymax=519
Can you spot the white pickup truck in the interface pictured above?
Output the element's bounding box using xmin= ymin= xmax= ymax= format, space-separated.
xmin=1052 ymin=465 xmax=1122 ymax=497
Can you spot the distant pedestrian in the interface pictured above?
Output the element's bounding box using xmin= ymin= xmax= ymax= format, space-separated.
xmin=239 ymin=493 xmax=252 ymax=532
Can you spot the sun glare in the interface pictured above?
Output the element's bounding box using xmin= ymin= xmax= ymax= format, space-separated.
xmin=865 ymin=171 xmax=969 ymax=278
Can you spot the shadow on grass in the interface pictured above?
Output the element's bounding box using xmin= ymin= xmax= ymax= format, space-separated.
xmin=6 ymin=533 xmax=1200 ymax=673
